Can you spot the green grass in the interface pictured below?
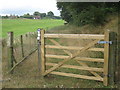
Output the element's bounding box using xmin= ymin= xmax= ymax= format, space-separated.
xmin=2 ymin=19 xmax=64 ymax=37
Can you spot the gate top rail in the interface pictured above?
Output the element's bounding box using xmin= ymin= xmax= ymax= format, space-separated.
xmin=44 ymin=34 xmax=104 ymax=39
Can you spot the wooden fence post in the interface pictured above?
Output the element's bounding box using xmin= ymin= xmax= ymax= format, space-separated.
xmin=117 ymin=28 xmax=120 ymax=86
xmin=20 ymin=35 xmax=24 ymax=58
xmin=40 ymin=30 xmax=45 ymax=75
xmin=29 ymin=32 xmax=32 ymax=50
xmin=103 ymin=30 xmax=110 ymax=86
xmin=7 ymin=32 xmax=14 ymax=73
xmin=108 ymin=32 xmax=117 ymax=85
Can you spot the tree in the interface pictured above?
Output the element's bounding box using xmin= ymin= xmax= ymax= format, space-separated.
xmin=40 ymin=13 xmax=46 ymax=18
xmin=33 ymin=11 xmax=40 ymax=16
xmin=57 ymin=2 xmax=119 ymax=26
xmin=2 ymin=15 xmax=9 ymax=19
xmin=57 ymin=2 xmax=73 ymax=23
xmin=23 ymin=13 xmax=33 ymax=19
xmin=47 ymin=11 xmax=54 ymax=18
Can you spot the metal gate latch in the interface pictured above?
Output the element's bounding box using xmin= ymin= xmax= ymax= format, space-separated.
xmin=98 ymin=41 xmax=112 ymax=44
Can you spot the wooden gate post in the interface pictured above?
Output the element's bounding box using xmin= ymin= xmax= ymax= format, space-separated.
xmin=40 ymin=30 xmax=45 ymax=75
xmin=7 ymin=32 xmax=14 ymax=73
xmin=117 ymin=27 xmax=120 ymax=86
xmin=103 ymin=30 xmax=110 ymax=86
xmin=108 ymin=32 xmax=117 ymax=85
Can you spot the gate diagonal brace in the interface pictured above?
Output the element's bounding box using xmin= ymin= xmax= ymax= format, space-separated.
xmin=75 ymin=60 xmax=102 ymax=78
xmin=48 ymin=39 xmax=72 ymax=56
xmin=47 ymin=39 xmax=102 ymax=78
xmin=43 ymin=39 xmax=101 ymax=76
xmin=48 ymin=39 xmax=102 ymax=78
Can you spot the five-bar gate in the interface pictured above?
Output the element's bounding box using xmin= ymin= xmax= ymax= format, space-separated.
xmin=40 ymin=30 xmax=110 ymax=86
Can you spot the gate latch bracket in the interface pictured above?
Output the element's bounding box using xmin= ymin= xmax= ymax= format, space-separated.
xmin=102 ymin=74 xmax=111 ymax=77
xmin=98 ymin=41 xmax=112 ymax=44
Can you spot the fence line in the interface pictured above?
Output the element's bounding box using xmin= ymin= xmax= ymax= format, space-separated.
xmin=2 ymin=31 xmax=37 ymax=73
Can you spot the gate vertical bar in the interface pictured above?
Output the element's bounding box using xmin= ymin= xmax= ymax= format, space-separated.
xmin=40 ymin=30 xmax=45 ymax=75
xmin=103 ymin=30 xmax=110 ymax=86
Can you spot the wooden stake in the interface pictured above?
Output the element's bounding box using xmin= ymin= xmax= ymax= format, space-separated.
xmin=7 ymin=32 xmax=14 ymax=73
xmin=20 ymin=35 xmax=24 ymax=58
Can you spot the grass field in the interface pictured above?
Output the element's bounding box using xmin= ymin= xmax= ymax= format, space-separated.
xmin=2 ymin=19 xmax=64 ymax=37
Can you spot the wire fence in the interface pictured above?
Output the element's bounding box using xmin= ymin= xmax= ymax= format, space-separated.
xmin=13 ymin=32 xmax=37 ymax=62
xmin=2 ymin=31 xmax=38 ymax=72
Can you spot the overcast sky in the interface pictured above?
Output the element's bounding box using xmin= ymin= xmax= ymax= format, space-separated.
xmin=0 ymin=0 xmax=60 ymax=16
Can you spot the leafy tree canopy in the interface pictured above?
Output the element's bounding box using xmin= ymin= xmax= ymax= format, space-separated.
xmin=57 ymin=2 xmax=119 ymax=26
xmin=33 ymin=11 xmax=40 ymax=16
xmin=47 ymin=11 xmax=54 ymax=18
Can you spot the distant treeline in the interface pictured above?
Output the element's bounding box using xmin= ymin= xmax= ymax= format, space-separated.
xmin=1 ymin=11 xmax=61 ymax=19
xmin=57 ymin=2 xmax=119 ymax=26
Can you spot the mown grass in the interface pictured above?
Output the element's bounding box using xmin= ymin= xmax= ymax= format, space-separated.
xmin=2 ymin=19 xmax=64 ymax=37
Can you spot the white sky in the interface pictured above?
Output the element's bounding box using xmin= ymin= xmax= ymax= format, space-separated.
xmin=0 ymin=0 xmax=60 ymax=16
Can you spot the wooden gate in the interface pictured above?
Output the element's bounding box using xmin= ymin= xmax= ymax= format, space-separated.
xmin=40 ymin=30 xmax=110 ymax=86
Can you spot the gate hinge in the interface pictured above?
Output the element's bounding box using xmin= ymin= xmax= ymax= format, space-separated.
xmin=98 ymin=41 xmax=112 ymax=44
